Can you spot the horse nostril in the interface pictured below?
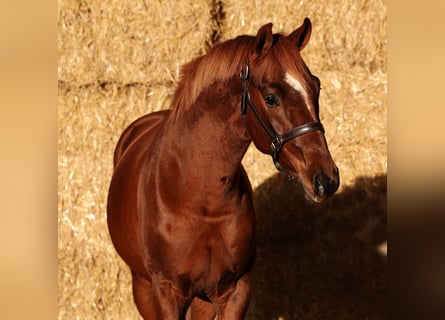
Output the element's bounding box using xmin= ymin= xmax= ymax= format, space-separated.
xmin=313 ymin=172 xmax=338 ymax=197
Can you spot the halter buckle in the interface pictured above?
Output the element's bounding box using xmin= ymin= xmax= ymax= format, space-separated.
xmin=239 ymin=64 xmax=249 ymax=81
xmin=270 ymin=136 xmax=282 ymax=153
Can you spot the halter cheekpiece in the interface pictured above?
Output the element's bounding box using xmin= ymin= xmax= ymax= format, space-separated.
xmin=240 ymin=63 xmax=325 ymax=174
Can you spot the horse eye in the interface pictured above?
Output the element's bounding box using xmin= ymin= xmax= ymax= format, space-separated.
xmin=264 ymin=94 xmax=279 ymax=107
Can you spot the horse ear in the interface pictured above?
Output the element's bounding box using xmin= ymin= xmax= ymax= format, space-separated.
xmin=287 ymin=18 xmax=312 ymax=51
xmin=254 ymin=23 xmax=274 ymax=55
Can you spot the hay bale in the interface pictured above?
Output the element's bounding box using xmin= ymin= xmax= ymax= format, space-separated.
xmin=58 ymin=0 xmax=386 ymax=318
xmin=58 ymin=0 xmax=213 ymax=85
xmin=223 ymin=0 xmax=386 ymax=69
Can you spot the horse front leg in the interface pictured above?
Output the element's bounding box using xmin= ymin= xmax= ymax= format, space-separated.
xmin=189 ymin=297 xmax=216 ymax=320
xmin=152 ymin=278 xmax=189 ymax=320
xmin=132 ymin=272 xmax=156 ymax=319
xmin=132 ymin=272 xmax=188 ymax=320
xmin=217 ymin=273 xmax=251 ymax=320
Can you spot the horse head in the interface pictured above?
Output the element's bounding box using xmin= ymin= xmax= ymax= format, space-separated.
xmin=242 ymin=18 xmax=339 ymax=202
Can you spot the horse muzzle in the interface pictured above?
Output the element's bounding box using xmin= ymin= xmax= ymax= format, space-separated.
xmin=313 ymin=170 xmax=339 ymax=199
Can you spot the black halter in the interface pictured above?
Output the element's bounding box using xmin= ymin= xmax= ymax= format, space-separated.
xmin=240 ymin=64 xmax=325 ymax=174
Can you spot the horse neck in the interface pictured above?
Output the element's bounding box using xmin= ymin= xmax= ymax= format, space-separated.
xmin=158 ymin=78 xmax=251 ymax=204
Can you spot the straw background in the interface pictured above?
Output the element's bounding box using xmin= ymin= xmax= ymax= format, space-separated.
xmin=58 ymin=0 xmax=386 ymax=319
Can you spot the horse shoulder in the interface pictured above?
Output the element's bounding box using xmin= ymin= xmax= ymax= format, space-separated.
xmin=113 ymin=110 xmax=170 ymax=167
xmin=108 ymin=110 xmax=169 ymax=277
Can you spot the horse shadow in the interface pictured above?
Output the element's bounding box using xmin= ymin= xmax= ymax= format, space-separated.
xmin=248 ymin=174 xmax=386 ymax=320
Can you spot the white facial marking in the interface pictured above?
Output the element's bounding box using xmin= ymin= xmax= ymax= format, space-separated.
xmin=284 ymin=72 xmax=313 ymax=115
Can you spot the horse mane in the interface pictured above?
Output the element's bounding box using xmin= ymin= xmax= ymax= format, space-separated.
xmin=170 ymin=31 xmax=310 ymax=118
xmin=171 ymin=35 xmax=256 ymax=117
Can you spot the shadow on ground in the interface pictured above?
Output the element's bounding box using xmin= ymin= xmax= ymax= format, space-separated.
xmin=247 ymin=174 xmax=386 ymax=320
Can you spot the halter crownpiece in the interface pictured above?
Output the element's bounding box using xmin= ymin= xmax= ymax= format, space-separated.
xmin=239 ymin=63 xmax=325 ymax=174
xmin=239 ymin=64 xmax=250 ymax=115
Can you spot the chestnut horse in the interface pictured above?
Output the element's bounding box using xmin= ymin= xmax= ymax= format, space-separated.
xmin=107 ymin=18 xmax=339 ymax=319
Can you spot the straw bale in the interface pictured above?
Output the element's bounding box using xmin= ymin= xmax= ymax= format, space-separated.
xmin=58 ymin=0 xmax=386 ymax=318
xmin=58 ymin=0 xmax=213 ymax=85
xmin=223 ymin=0 xmax=386 ymax=69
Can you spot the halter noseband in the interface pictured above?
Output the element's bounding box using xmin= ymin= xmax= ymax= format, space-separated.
xmin=240 ymin=64 xmax=325 ymax=174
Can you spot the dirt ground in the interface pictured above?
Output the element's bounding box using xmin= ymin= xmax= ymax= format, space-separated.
xmin=58 ymin=0 xmax=386 ymax=318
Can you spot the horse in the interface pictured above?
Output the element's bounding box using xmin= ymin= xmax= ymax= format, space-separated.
xmin=107 ymin=18 xmax=339 ymax=319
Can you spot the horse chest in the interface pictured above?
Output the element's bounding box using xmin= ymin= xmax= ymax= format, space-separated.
xmin=183 ymin=220 xmax=254 ymax=295
xmin=145 ymin=210 xmax=255 ymax=295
